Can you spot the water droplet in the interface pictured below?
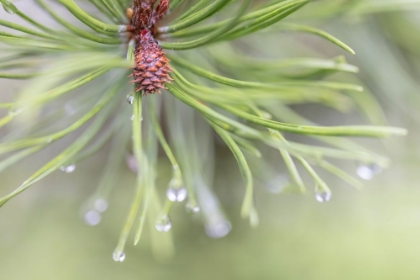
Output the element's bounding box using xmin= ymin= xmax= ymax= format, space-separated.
xmin=9 ymin=108 xmax=22 ymax=116
xmin=125 ymin=154 xmax=139 ymax=173
xmin=2 ymin=2 xmax=14 ymax=14
xmin=315 ymin=191 xmax=332 ymax=203
xmin=205 ymin=220 xmax=232 ymax=238
xmin=155 ymin=215 xmax=172 ymax=232
xmin=126 ymin=94 xmax=134 ymax=104
xmin=249 ymin=208 xmax=259 ymax=227
xmin=60 ymin=164 xmax=76 ymax=173
xmin=261 ymin=112 xmax=272 ymax=119
xmin=185 ymin=201 xmax=200 ymax=214
xmin=94 ymin=198 xmax=108 ymax=213
xmin=130 ymin=115 xmax=135 ymax=121
xmin=166 ymin=187 xmax=187 ymax=202
xmin=356 ymin=164 xmax=382 ymax=181
xmin=112 ymin=251 xmax=126 ymax=262
xmin=265 ymin=175 xmax=288 ymax=193
xmin=47 ymin=138 xmax=53 ymax=143
xmin=118 ymin=25 xmax=128 ymax=33
xmin=65 ymin=103 xmax=77 ymax=115
xmin=84 ymin=210 xmax=101 ymax=226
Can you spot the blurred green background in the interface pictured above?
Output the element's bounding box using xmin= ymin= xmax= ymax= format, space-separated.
xmin=2 ymin=1 xmax=420 ymax=280
xmin=2 ymin=142 xmax=420 ymax=280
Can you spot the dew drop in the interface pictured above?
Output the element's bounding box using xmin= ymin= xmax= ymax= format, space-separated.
xmin=2 ymin=2 xmax=14 ymax=14
xmin=166 ymin=187 xmax=187 ymax=202
xmin=315 ymin=191 xmax=332 ymax=203
xmin=60 ymin=164 xmax=76 ymax=173
xmin=9 ymin=108 xmax=22 ymax=116
xmin=118 ymin=25 xmax=128 ymax=33
xmin=65 ymin=103 xmax=77 ymax=115
xmin=185 ymin=201 xmax=200 ymax=214
xmin=84 ymin=210 xmax=101 ymax=226
xmin=126 ymin=94 xmax=134 ymax=105
xmin=155 ymin=215 xmax=172 ymax=232
xmin=47 ymin=138 xmax=53 ymax=143
xmin=125 ymin=154 xmax=138 ymax=173
xmin=205 ymin=220 xmax=232 ymax=238
xmin=112 ymin=251 xmax=126 ymax=262
xmin=265 ymin=175 xmax=288 ymax=194
xmin=249 ymin=208 xmax=259 ymax=228
xmin=356 ymin=164 xmax=382 ymax=181
xmin=261 ymin=112 xmax=272 ymax=119
xmin=94 ymin=198 xmax=108 ymax=213
xmin=130 ymin=114 xmax=135 ymax=121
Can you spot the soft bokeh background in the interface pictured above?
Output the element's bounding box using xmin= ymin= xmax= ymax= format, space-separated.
xmin=2 ymin=1 xmax=420 ymax=279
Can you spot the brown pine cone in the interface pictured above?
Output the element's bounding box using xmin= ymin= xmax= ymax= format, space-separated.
xmin=132 ymin=30 xmax=172 ymax=95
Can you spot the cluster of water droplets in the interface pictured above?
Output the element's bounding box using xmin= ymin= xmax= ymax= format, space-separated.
xmin=356 ymin=164 xmax=382 ymax=181
xmin=60 ymin=164 xmax=76 ymax=173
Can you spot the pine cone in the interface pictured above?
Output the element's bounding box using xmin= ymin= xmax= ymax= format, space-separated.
xmin=132 ymin=30 xmax=172 ymax=95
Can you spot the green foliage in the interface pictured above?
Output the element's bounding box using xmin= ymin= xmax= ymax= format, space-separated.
xmin=0 ymin=0 xmax=409 ymax=260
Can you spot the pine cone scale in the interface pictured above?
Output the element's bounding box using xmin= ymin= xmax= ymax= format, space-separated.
xmin=132 ymin=32 xmax=172 ymax=95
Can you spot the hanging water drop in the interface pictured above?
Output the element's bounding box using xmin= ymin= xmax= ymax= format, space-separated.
xmin=185 ymin=201 xmax=200 ymax=214
xmin=249 ymin=208 xmax=259 ymax=228
xmin=60 ymin=164 xmax=76 ymax=173
xmin=265 ymin=175 xmax=289 ymax=194
xmin=2 ymin=1 xmax=14 ymax=14
xmin=94 ymin=198 xmax=108 ymax=213
xmin=166 ymin=187 xmax=187 ymax=202
xmin=125 ymin=154 xmax=138 ymax=173
xmin=155 ymin=215 xmax=172 ymax=232
xmin=315 ymin=191 xmax=332 ymax=203
xmin=112 ymin=251 xmax=126 ymax=262
xmin=205 ymin=220 xmax=232 ymax=238
xmin=64 ymin=103 xmax=77 ymax=115
xmin=261 ymin=111 xmax=272 ymax=119
xmin=356 ymin=164 xmax=382 ymax=181
xmin=126 ymin=94 xmax=134 ymax=105
xmin=84 ymin=210 xmax=101 ymax=226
